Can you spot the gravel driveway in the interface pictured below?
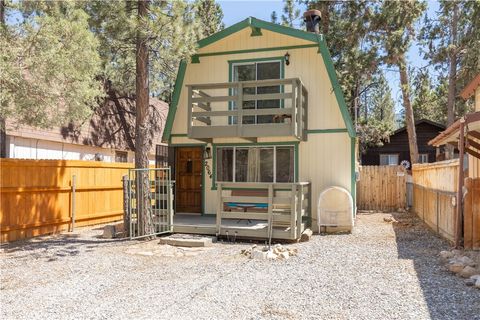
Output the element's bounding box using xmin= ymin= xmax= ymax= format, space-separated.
xmin=1 ymin=212 xmax=479 ymax=320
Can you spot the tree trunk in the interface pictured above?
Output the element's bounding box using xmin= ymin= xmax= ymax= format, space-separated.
xmin=135 ymin=0 xmax=153 ymax=238
xmin=398 ymin=55 xmax=419 ymax=165
xmin=445 ymin=2 xmax=458 ymax=159
xmin=0 ymin=0 xmax=7 ymax=158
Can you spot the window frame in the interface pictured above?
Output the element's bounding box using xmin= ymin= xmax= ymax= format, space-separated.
xmin=379 ymin=153 xmax=399 ymax=166
xmin=214 ymin=144 xmax=296 ymax=185
xmin=418 ymin=153 xmax=429 ymax=163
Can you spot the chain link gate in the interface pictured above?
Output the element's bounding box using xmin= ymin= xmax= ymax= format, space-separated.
xmin=127 ymin=168 xmax=173 ymax=239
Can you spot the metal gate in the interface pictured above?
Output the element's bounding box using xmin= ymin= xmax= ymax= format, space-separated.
xmin=127 ymin=168 xmax=173 ymax=239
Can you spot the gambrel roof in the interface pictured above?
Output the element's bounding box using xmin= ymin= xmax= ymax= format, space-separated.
xmin=162 ymin=17 xmax=355 ymax=142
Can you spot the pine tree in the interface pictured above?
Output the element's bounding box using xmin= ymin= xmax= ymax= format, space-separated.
xmin=1 ymin=1 xmax=103 ymax=128
xmin=271 ymin=11 xmax=278 ymax=24
xmin=411 ymin=70 xmax=445 ymax=124
xmin=372 ymin=0 xmax=426 ymax=165
xmin=194 ymin=0 xmax=225 ymax=38
xmin=281 ymin=0 xmax=301 ymax=27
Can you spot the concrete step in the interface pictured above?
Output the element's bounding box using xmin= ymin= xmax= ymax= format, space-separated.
xmin=158 ymin=234 xmax=216 ymax=247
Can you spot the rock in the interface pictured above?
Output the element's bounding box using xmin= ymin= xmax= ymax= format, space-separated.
xmin=279 ymin=251 xmax=290 ymax=260
xmin=451 ymin=249 xmax=463 ymax=257
xmin=475 ymin=279 xmax=480 ymax=289
xmin=448 ymin=263 xmax=465 ymax=274
xmin=470 ymin=274 xmax=480 ymax=281
xmin=439 ymin=250 xmax=454 ymax=260
xmin=251 ymin=250 xmax=267 ymax=260
xmin=288 ymin=248 xmax=298 ymax=256
xmin=102 ymin=225 xmax=116 ymax=239
xmin=459 ymin=266 xmax=477 ymax=278
xmin=300 ymin=229 xmax=313 ymax=242
xmin=457 ymin=256 xmax=475 ymax=267
xmin=465 ymin=278 xmax=476 ymax=286
xmin=266 ymin=251 xmax=277 ymax=260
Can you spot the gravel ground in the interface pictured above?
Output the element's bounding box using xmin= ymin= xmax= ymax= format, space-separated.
xmin=1 ymin=212 xmax=479 ymax=320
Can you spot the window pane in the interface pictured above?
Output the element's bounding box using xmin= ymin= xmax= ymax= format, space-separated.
xmin=235 ymin=148 xmax=250 ymax=182
xmin=217 ymin=148 xmax=233 ymax=181
xmin=390 ymin=155 xmax=399 ymax=165
xmin=259 ymin=148 xmax=274 ymax=182
xmin=257 ymin=62 xmax=281 ymax=123
xmin=276 ymin=147 xmax=294 ymax=182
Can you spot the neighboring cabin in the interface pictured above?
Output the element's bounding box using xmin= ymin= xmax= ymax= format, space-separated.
xmin=361 ymin=119 xmax=446 ymax=167
xmin=3 ymin=97 xmax=168 ymax=164
xmin=163 ymin=14 xmax=357 ymax=237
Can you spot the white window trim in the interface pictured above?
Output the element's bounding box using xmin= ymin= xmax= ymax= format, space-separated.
xmin=216 ymin=145 xmax=295 ymax=183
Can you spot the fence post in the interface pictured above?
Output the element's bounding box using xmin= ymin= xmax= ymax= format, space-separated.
xmin=122 ymin=175 xmax=130 ymax=237
xmin=71 ymin=175 xmax=76 ymax=232
xmin=436 ymin=191 xmax=439 ymax=234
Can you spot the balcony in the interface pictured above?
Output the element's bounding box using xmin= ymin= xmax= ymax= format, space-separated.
xmin=186 ymin=78 xmax=308 ymax=141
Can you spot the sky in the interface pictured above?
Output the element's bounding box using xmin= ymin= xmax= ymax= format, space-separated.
xmin=218 ymin=0 xmax=441 ymax=114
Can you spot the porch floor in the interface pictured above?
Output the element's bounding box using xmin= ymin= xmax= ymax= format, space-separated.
xmin=172 ymin=213 xmax=305 ymax=240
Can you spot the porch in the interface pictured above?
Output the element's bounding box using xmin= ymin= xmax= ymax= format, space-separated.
xmin=173 ymin=182 xmax=311 ymax=241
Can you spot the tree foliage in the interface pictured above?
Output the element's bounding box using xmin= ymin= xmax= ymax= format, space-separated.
xmin=194 ymin=0 xmax=224 ymax=38
xmin=1 ymin=0 xmax=103 ymax=128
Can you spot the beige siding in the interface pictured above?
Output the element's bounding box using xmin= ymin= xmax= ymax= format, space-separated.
xmin=172 ymin=47 xmax=345 ymax=135
xmin=199 ymin=28 xmax=314 ymax=54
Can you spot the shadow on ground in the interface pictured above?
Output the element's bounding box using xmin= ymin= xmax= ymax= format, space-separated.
xmin=391 ymin=211 xmax=480 ymax=320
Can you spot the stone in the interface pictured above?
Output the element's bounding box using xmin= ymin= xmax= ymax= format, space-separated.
xmin=459 ymin=266 xmax=477 ymax=278
xmin=300 ymin=229 xmax=313 ymax=242
xmin=288 ymin=248 xmax=298 ymax=256
xmin=251 ymin=250 xmax=267 ymax=260
xmin=470 ymin=274 xmax=480 ymax=281
xmin=102 ymin=225 xmax=116 ymax=239
xmin=451 ymin=249 xmax=463 ymax=257
xmin=439 ymin=250 xmax=454 ymax=260
xmin=158 ymin=235 xmax=214 ymax=247
xmin=448 ymin=263 xmax=465 ymax=274
xmin=457 ymin=256 xmax=475 ymax=267
xmin=465 ymin=278 xmax=476 ymax=286
xmin=279 ymin=251 xmax=290 ymax=260
xmin=475 ymin=279 xmax=480 ymax=289
xmin=266 ymin=251 xmax=278 ymax=260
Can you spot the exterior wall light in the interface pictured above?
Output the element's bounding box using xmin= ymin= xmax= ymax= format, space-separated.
xmin=285 ymin=52 xmax=290 ymax=66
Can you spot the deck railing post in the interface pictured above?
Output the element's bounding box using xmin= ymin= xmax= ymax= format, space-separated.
xmin=237 ymin=82 xmax=243 ymax=136
xmin=291 ymin=79 xmax=297 ymax=138
xmin=267 ymin=184 xmax=273 ymax=247
xmin=290 ymin=184 xmax=297 ymax=239
xmin=297 ymin=80 xmax=303 ymax=139
xmin=216 ymin=183 xmax=222 ymax=236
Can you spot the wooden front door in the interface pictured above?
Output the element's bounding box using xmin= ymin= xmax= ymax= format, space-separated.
xmin=175 ymin=147 xmax=203 ymax=213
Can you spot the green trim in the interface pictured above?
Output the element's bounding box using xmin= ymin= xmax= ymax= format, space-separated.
xmin=351 ymin=137 xmax=357 ymax=216
xmin=162 ymin=60 xmax=187 ymax=143
xmin=197 ymin=17 xmax=320 ymax=49
xmin=191 ymin=55 xmax=200 ymax=64
xmin=317 ymin=39 xmax=356 ymax=138
xmin=307 ymin=128 xmax=348 ymax=134
xmin=169 ymin=143 xmax=206 ymax=147
xmin=195 ymin=44 xmax=317 ymax=62
xmin=250 ymin=26 xmax=262 ymax=37
xmin=211 ymin=141 xmax=299 ymax=190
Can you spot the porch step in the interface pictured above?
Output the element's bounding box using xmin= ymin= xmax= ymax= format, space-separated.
xmin=158 ymin=234 xmax=215 ymax=247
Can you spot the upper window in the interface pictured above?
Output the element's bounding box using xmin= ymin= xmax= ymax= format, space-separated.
xmin=115 ymin=151 xmax=128 ymax=163
xmin=216 ymin=145 xmax=294 ymax=183
xmin=418 ymin=153 xmax=429 ymax=163
xmin=379 ymin=154 xmax=399 ymax=166
xmin=231 ymin=60 xmax=282 ymax=124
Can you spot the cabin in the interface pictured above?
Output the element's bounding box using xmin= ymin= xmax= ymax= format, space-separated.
xmin=361 ymin=119 xmax=446 ymax=167
xmin=3 ymin=97 xmax=168 ymax=165
xmin=163 ymin=14 xmax=357 ymax=240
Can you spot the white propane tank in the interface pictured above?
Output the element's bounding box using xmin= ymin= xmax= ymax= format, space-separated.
xmin=317 ymin=186 xmax=354 ymax=232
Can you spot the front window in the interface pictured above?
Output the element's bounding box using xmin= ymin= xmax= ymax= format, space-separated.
xmin=380 ymin=154 xmax=399 ymax=166
xmin=115 ymin=151 xmax=128 ymax=163
xmin=216 ymin=145 xmax=294 ymax=183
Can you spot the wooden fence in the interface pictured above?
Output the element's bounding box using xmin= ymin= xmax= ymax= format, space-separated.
xmin=357 ymin=165 xmax=407 ymax=211
xmin=464 ymin=178 xmax=480 ymax=250
xmin=1 ymin=159 xmax=134 ymax=242
xmin=411 ymin=160 xmax=459 ymax=243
